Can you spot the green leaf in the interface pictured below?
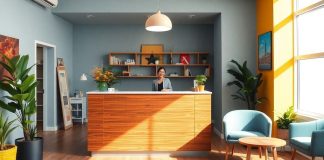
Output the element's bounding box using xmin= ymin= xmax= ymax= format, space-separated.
xmin=0 ymin=61 xmax=13 ymax=74
xmin=231 ymin=94 xmax=245 ymax=101
xmin=8 ymin=102 xmax=21 ymax=110
xmin=0 ymin=101 xmax=16 ymax=113
xmin=16 ymin=55 xmax=29 ymax=73
xmin=25 ymin=99 xmax=36 ymax=115
xmin=0 ymin=83 xmax=18 ymax=95
xmin=25 ymin=120 xmax=34 ymax=124
xmin=227 ymin=69 xmax=244 ymax=82
xmin=19 ymin=64 xmax=35 ymax=81
xmin=26 ymin=88 xmax=36 ymax=102
xmin=227 ymin=80 xmax=243 ymax=88
xmin=10 ymin=56 xmax=20 ymax=66
xmin=3 ymin=96 xmax=16 ymax=102
xmin=25 ymin=81 xmax=38 ymax=94
xmin=20 ymin=75 xmax=35 ymax=92
xmin=0 ymin=54 xmax=15 ymax=68
xmin=12 ymin=93 xmax=30 ymax=102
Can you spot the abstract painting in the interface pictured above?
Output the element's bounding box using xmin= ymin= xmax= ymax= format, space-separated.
xmin=0 ymin=35 xmax=19 ymax=79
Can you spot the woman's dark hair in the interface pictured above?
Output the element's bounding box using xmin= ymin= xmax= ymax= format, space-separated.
xmin=157 ymin=67 xmax=166 ymax=73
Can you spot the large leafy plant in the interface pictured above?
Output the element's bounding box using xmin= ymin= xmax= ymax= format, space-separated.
xmin=0 ymin=54 xmax=38 ymax=141
xmin=0 ymin=112 xmax=18 ymax=150
xmin=227 ymin=60 xmax=263 ymax=110
xmin=276 ymin=106 xmax=296 ymax=129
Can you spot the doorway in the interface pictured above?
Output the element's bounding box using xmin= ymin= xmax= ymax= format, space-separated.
xmin=35 ymin=41 xmax=57 ymax=131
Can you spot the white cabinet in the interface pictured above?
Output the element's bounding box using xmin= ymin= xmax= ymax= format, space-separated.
xmin=70 ymin=97 xmax=87 ymax=124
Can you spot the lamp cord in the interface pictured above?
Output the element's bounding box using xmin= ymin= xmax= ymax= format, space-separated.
xmin=158 ymin=0 xmax=160 ymax=11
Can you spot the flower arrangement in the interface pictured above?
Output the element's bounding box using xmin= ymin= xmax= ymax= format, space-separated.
xmin=91 ymin=66 xmax=118 ymax=90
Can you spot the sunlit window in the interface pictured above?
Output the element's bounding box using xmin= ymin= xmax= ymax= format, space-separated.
xmin=297 ymin=0 xmax=321 ymax=10
xmin=295 ymin=0 xmax=324 ymax=117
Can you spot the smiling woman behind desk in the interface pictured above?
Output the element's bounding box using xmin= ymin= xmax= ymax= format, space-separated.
xmin=152 ymin=67 xmax=172 ymax=92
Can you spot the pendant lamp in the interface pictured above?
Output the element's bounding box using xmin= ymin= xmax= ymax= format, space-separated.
xmin=145 ymin=10 xmax=172 ymax=32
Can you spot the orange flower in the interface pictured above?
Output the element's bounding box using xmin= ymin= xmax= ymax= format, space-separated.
xmin=91 ymin=66 xmax=118 ymax=87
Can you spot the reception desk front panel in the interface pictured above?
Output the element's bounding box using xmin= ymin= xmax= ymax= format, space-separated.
xmin=87 ymin=91 xmax=211 ymax=152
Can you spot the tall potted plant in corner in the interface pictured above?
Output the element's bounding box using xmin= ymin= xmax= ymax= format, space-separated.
xmin=276 ymin=106 xmax=296 ymax=140
xmin=195 ymin=75 xmax=207 ymax=91
xmin=0 ymin=54 xmax=42 ymax=160
xmin=227 ymin=59 xmax=264 ymax=110
xmin=0 ymin=112 xmax=18 ymax=160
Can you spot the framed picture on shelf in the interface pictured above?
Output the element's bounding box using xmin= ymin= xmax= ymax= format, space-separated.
xmin=141 ymin=44 xmax=164 ymax=64
xmin=180 ymin=54 xmax=190 ymax=64
xmin=258 ymin=31 xmax=272 ymax=70
xmin=57 ymin=57 xmax=64 ymax=66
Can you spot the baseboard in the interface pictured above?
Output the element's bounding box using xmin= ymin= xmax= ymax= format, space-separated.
xmin=91 ymin=151 xmax=209 ymax=157
xmin=44 ymin=126 xmax=58 ymax=131
xmin=213 ymin=126 xmax=224 ymax=139
xmin=296 ymin=150 xmax=313 ymax=160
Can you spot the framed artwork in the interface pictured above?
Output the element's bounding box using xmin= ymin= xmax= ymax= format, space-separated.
xmin=180 ymin=54 xmax=190 ymax=64
xmin=141 ymin=44 xmax=164 ymax=64
xmin=57 ymin=57 xmax=64 ymax=66
xmin=57 ymin=66 xmax=73 ymax=130
xmin=258 ymin=31 xmax=272 ymax=70
xmin=0 ymin=35 xmax=19 ymax=79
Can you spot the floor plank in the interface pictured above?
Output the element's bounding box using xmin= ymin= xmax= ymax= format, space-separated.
xmin=40 ymin=124 xmax=310 ymax=160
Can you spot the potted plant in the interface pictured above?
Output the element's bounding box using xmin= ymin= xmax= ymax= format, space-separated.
xmin=276 ymin=106 xmax=296 ymax=140
xmin=92 ymin=66 xmax=118 ymax=91
xmin=195 ymin=75 xmax=207 ymax=91
xmin=227 ymin=59 xmax=264 ymax=110
xmin=0 ymin=112 xmax=18 ymax=160
xmin=0 ymin=54 xmax=42 ymax=160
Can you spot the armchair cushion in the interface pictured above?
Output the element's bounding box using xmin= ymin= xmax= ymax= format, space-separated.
xmin=290 ymin=137 xmax=311 ymax=151
xmin=226 ymin=131 xmax=266 ymax=143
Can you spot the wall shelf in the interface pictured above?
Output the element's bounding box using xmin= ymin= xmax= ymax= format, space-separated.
xmin=109 ymin=52 xmax=211 ymax=78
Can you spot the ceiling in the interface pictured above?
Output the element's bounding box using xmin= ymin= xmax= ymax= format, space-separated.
xmin=54 ymin=12 xmax=219 ymax=25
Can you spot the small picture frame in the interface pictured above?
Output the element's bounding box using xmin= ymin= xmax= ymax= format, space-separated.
xmin=57 ymin=57 xmax=64 ymax=66
xmin=180 ymin=54 xmax=190 ymax=64
xmin=258 ymin=31 xmax=272 ymax=70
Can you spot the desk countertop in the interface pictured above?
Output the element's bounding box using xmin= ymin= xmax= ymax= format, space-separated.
xmin=86 ymin=91 xmax=212 ymax=95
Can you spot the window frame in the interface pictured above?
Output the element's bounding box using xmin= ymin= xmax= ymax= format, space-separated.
xmin=294 ymin=0 xmax=324 ymax=118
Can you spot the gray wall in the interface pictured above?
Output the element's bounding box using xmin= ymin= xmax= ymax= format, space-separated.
xmin=57 ymin=0 xmax=257 ymax=133
xmin=0 ymin=0 xmax=73 ymax=142
xmin=73 ymin=24 xmax=214 ymax=92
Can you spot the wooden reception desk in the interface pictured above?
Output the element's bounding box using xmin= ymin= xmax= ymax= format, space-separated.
xmin=87 ymin=91 xmax=212 ymax=152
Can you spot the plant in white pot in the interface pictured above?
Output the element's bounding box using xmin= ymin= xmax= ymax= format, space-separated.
xmin=0 ymin=112 xmax=18 ymax=160
xmin=195 ymin=75 xmax=207 ymax=91
xmin=0 ymin=54 xmax=42 ymax=160
xmin=276 ymin=106 xmax=296 ymax=140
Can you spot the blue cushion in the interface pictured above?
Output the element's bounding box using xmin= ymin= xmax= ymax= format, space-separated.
xmin=227 ymin=131 xmax=266 ymax=142
xmin=290 ymin=137 xmax=311 ymax=151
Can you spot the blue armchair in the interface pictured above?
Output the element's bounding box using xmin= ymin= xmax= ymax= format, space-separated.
xmin=289 ymin=119 xmax=324 ymax=160
xmin=223 ymin=110 xmax=272 ymax=160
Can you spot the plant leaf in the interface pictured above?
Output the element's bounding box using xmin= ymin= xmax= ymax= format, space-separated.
xmin=0 ymin=101 xmax=16 ymax=113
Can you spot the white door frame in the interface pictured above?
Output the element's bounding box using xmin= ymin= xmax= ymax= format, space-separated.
xmin=34 ymin=40 xmax=57 ymax=131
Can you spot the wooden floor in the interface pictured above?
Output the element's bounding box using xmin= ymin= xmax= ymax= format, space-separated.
xmin=40 ymin=124 xmax=310 ymax=160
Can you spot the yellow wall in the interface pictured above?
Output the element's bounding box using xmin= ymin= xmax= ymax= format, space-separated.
xmin=256 ymin=0 xmax=294 ymax=136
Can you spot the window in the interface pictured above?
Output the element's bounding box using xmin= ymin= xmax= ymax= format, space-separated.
xmin=295 ymin=0 xmax=324 ymax=117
